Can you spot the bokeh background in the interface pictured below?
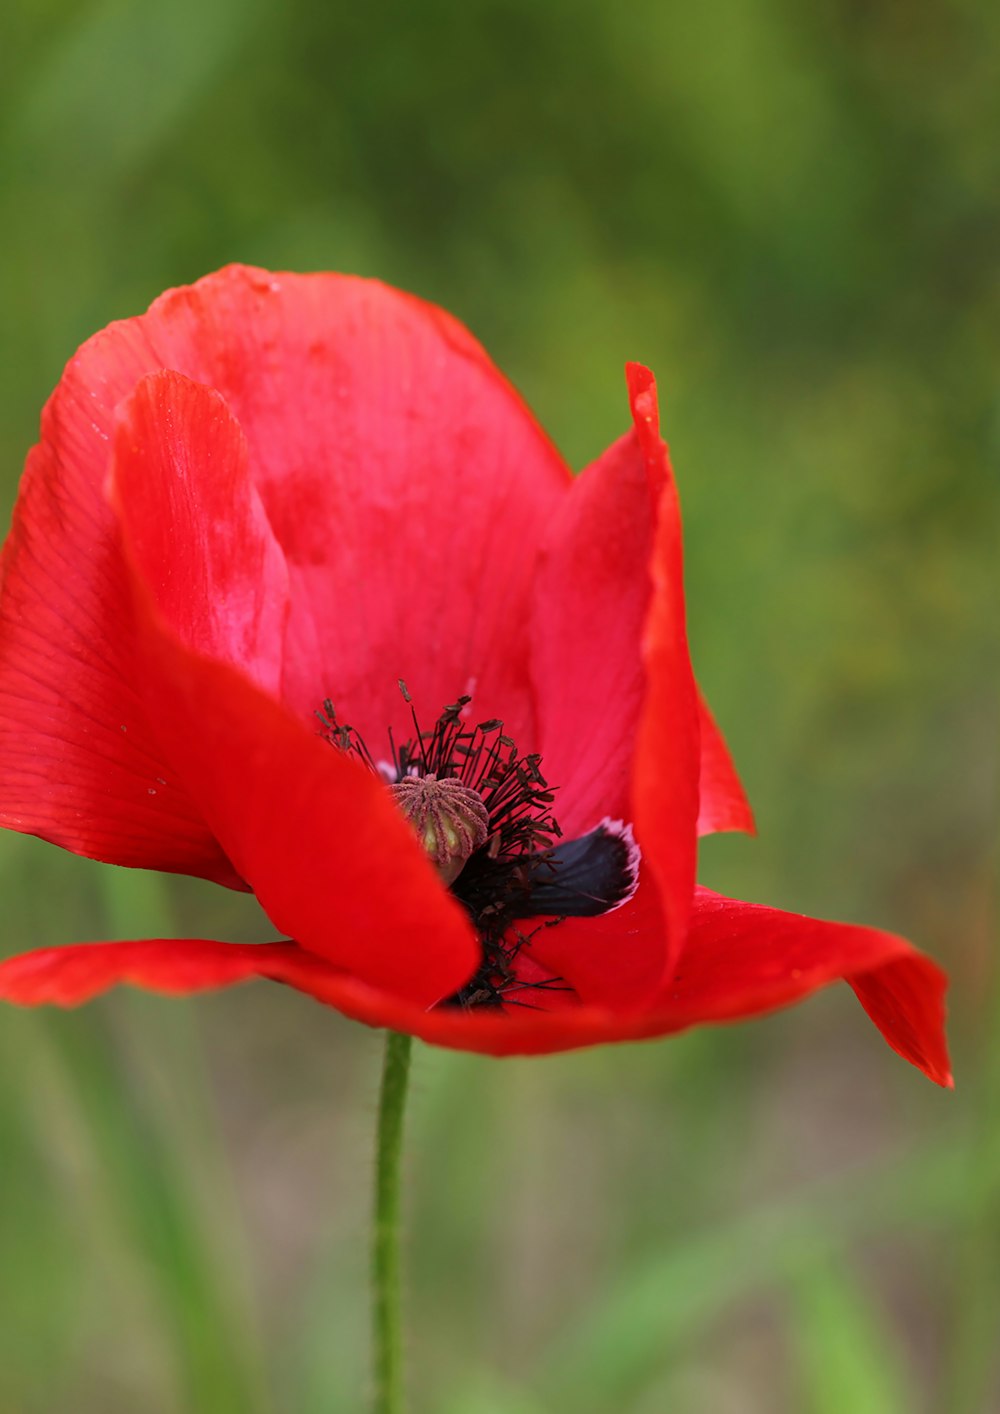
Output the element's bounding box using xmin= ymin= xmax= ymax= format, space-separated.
xmin=1 ymin=1 xmax=997 ymax=1410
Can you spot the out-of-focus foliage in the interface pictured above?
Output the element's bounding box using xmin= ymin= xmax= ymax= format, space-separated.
xmin=0 ymin=0 xmax=996 ymax=1410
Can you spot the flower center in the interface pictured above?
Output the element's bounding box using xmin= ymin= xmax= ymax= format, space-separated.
xmin=318 ymin=688 xmax=639 ymax=1011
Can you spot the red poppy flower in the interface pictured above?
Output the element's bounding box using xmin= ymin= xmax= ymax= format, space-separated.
xmin=0 ymin=266 xmax=950 ymax=1085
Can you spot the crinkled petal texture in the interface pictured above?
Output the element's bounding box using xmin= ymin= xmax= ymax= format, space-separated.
xmin=0 ymin=265 xmax=949 ymax=1081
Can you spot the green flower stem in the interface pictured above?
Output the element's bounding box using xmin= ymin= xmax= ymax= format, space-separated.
xmin=372 ymin=1030 xmax=414 ymax=1414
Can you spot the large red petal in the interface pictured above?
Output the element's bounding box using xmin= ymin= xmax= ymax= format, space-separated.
xmin=73 ymin=265 xmax=570 ymax=748
xmin=109 ymin=374 xmax=479 ymax=1006
xmin=0 ymin=887 xmax=950 ymax=1086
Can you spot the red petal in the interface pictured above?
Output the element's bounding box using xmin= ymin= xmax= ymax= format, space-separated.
xmin=532 ymin=430 xmax=654 ymax=838
xmin=0 ymin=934 xmax=689 ymax=1050
xmin=532 ymin=419 xmax=753 ymax=845
xmin=626 ymin=365 xmax=700 ymax=970
xmin=0 ymin=936 xmax=579 ymax=1016
xmin=850 ymin=962 xmax=953 ymax=1091
xmin=267 ymin=904 xmax=950 ymax=1083
xmin=358 ymin=890 xmax=948 ymax=1079
xmin=529 ymin=424 xmax=670 ymax=1000
xmin=92 ymin=265 xmax=569 ymax=747
xmin=0 ymin=889 xmax=950 ymax=1086
xmin=0 ymin=400 xmax=236 ymax=884
xmin=109 ymin=370 xmax=289 ymax=695
xmin=666 ymin=889 xmax=952 ymax=1086
xmin=110 ymin=374 xmax=479 ymax=1006
xmin=696 ymin=690 xmax=755 ymax=836
xmin=531 ymin=367 xmax=755 ymax=997
xmin=0 ymin=937 xmax=306 ymax=1006
xmin=0 ymin=934 xmax=607 ymax=1040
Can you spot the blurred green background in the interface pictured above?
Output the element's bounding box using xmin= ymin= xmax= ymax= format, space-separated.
xmin=1 ymin=0 xmax=997 ymax=1410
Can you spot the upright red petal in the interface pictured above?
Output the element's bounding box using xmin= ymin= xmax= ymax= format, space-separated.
xmin=531 ymin=430 xmax=655 ymax=838
xmin=531 ymin=366 xmax=755 ymax=996
xmin=110 ymin=372 xmax=479 ymax=1005
xmin=696 ymin=690 xmax=755 ymax=836
xmin=529 ymin=427 xmax=672 ymax=999
xmin=627 ymin=365 xmax=701 ymax=971
xmin=532 ymin=419 xmax=754 ymax=843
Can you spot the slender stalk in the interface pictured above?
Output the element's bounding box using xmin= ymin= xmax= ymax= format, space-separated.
xmin=372 ymin=1030 xmax=414 ymax=1414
